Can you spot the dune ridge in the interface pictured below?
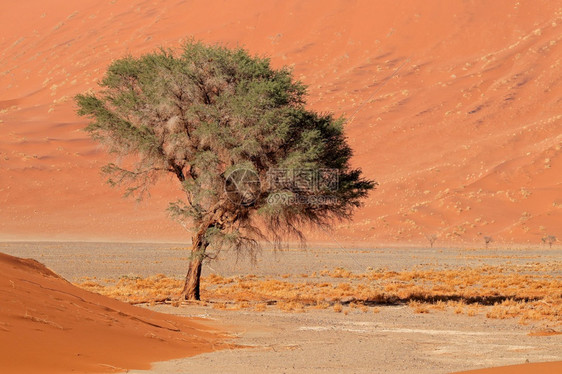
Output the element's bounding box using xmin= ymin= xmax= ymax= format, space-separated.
xmin=0 ymin=252 xmax=225 ymax=373
xmin=452 ymin=360 xmax=562 ymax=374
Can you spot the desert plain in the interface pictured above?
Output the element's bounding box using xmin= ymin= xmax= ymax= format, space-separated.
xmin=1 ymin=242 xmax=561 ymax=373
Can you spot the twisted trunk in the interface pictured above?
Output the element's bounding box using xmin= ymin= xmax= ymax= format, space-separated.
xmin=181 ymin=225 xmax=209 ymax=301
xmin=180 ymin=205 xmax=232 ymax=301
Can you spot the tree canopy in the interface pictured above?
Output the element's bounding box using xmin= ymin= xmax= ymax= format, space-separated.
xmin=76 ymin=41 xmax=375 ymax=299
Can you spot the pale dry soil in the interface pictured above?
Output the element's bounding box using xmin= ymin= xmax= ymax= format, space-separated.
xmin=1 ymin=242 xmax=561 ymax=373
xmin=131 ymin=303 xmax=561 ymax=374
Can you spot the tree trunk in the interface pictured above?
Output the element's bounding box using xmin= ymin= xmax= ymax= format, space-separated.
xmin=181 ymin=227 xmax=209 ymax=301
xmin=182 ymin=254 xmax=203 ymax=300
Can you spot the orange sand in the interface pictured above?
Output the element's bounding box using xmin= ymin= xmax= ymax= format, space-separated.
xmin=1 ymin=0 xmax=561 ymax=245
xmin=0 ymin=252 xmax=225 ymax=373
xmin=452 ymin=361 xmax=562 ymax=374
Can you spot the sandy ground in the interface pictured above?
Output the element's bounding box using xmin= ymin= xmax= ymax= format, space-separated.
xmin=132 ymin=304 xmax=561 ymax=374
xmin=2 ymin=241 xmax=560 ymax=373
xmin=2 ymin=241 xmax=560 ymax=281
xmin=1 ymin=0 xmax=562 ymax=245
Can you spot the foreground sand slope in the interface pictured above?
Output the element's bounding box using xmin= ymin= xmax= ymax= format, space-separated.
xmin=453 ymin=361 xmax=562 ymax=374
xmin=0 ymin=252 xmax=224 ymax=373
xmin=1 ymin=0 xmax=561 ymax=244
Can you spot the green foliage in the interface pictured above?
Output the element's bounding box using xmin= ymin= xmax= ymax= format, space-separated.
xmin=76 ymin=40 xmax=375 ymax=252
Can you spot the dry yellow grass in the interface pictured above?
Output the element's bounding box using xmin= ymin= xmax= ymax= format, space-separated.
xmin=408 ymin=300 xmax=430 ymax=314
xmin=333 ymin=302 xmax=343 ymax=313
xmin=278 ymin=300 xmax=306 ymax=312
xmin=254 ymin=303 xmax=267 ymax=312
xmin=76 ymin=263 xmax=561 ymax=326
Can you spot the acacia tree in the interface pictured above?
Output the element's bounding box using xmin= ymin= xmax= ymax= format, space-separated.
xmin=425 ymin=234 xmax=437 ymax=248
xmin=76 ymin=41 xmax=374 ymax=300
xmin=542 ymin=235 xmax=557 ymax=248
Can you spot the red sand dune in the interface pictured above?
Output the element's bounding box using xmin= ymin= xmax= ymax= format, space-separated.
xmin=452 ymin=360 xmax=562 ymax=374
xmin=1 ymin=0 xmax=561 ymax=245
xmin=0 ymin=252 xmax=225 ymax=373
